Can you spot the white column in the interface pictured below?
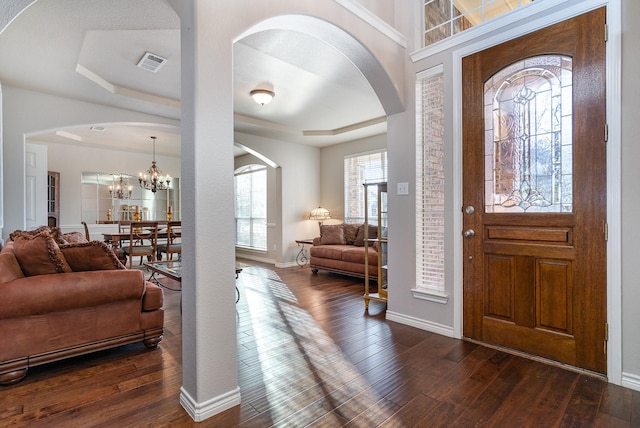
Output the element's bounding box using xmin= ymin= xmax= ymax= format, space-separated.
xmin=170 ymin=0 xmax=240 ymax=421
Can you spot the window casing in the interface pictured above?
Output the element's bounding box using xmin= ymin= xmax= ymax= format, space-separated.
xmin=416 ymin=65 xmax=445 ymax=293
xmin=344 ymin=150 xmax=388 ymax=224
xmin=234 ymin=164 xmax=267 ymax=250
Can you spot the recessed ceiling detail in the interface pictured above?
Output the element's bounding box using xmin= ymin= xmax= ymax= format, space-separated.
xmin=75 ymin=63 xmax=180 ymax=108
xmin=137 ymin=51 xmax=167 ymax=73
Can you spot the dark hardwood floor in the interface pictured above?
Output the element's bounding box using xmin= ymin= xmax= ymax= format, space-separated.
xmin=1 ymin=262 xmax=639 ymax=427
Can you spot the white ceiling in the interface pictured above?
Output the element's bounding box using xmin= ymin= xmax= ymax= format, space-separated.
xmin=0 ymin=0 xmax=387 ymax=158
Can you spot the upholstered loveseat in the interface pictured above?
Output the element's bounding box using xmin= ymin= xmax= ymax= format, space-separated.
xmin=0 ymin=227 xmax=164 ymax=385
xmin=310 ymin=223 xmax=378 ymax=279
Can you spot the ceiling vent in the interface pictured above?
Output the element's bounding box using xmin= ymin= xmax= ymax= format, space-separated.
xmin=137 ymin=52 xmax=167 ymax=73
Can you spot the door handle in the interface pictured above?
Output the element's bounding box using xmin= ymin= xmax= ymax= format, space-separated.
xmin=463 ymin=229 xmax=475 ymax=238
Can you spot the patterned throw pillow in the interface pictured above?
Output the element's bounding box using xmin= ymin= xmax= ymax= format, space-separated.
xmin=320 ymin=224 xmax=345 ymax=245
xmin=11 ymin=229 xmax=72 ymax=276
xmin=60 ymin=231 xmax=89 ymax=244
xmin=353 ymin=224 xmax=378 ymax=247
xmin=343 ymin=223 xmax=360 ymax=245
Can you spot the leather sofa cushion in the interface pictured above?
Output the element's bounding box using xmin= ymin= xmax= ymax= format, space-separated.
xmin=11 ymin=230 xmax=72 ymax=276
xmin=0 ymin=270 xmax=146 ymax=319
xmin=342 ymin=246 xmax=378 ymax=265
xmin=310 ymin=245 xmax=351 ymax=261
xmin=142 ymin=282 xmax=164 ymax=311
xmin=0 ymin=252 xmax=24 ymax=283
xmin=60 ymin=241 xmax=126 ymax=271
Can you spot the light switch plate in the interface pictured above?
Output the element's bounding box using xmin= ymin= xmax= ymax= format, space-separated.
xmin=397 ymin=182 xmax=409 ymax=195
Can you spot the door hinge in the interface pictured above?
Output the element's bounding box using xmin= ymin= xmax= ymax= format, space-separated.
xmin=604 ymin=222 xmax=609 ymax=241
xmin=605 ymin=322 xmax=609 ymax=341
xmin=605 ymin=23 xmax=608 ymax=42
xmin=604 ymin=124 xmax=609 ymax=142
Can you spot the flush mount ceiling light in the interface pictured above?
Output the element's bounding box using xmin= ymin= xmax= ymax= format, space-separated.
xmin=250 ymin=89 xmax=275 ymax=106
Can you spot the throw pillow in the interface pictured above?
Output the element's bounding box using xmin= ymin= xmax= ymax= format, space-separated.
xmin=12 ymin=230 xmax=73 ymax=276
xmin=320 ymin=224 xmax=345 ymax=245
xmin=343 ymin=223 xmax=360 ymax=245
xmin=10 ymin=225 xmax=63 ymax=244
xmin=60 ymin=231 xmax=89 ymax=244
xmin=353 ymin=224 xmax=378 ymax=247
xmin=60 ymin=241 xmax=126 ymax=271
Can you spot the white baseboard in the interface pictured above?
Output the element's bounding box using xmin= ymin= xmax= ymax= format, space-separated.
xmin=385 ymin=311 xmax=455 ymax=338
xmin=235 ymin=253 xmax=276 ymax=265
xmin=179 ymin=386 xmax=241 ymax=422
xmin=275 ymin=261 xmax=300 ymax=268
xmin=622 ymin=372 xmax=640 ymax=392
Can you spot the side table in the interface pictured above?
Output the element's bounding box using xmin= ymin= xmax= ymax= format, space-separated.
xmin=295 ymin=239 xmax=314 ymax=266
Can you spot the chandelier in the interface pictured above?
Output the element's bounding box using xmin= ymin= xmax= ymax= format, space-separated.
xmin=109 ymin=174 xmax=132 ymax=200
xmin=139 ymin=136 xmax=171 ymax=193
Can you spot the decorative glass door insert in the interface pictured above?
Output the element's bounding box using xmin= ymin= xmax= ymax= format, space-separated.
xmin=484 ymin=55 xmax=573 ymax=213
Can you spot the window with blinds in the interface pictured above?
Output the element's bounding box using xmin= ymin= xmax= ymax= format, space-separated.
xmin=344 ymin=150 xmax=388 ymax=224
xmin=234 ymin=164 xmax=267 ymax=250
xmin=416 ymin=66 xmax=445 ymax=292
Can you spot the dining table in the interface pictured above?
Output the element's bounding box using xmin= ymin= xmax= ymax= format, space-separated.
xmin=102 ymin=227 xmax=175 ymax=249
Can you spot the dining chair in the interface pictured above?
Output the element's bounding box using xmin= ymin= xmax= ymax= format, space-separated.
xmin=120 ymin=221 xmax=159 ymax=269
xmin=81 ymin=221 xmax=90 ymax=241
xmin=157 ymin=221 xmax=181 ymax=261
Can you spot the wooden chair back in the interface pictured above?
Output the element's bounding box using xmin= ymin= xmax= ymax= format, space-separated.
xmin=81 ymin=221 xmax=90 ymax=241
xmin=159 ymin=221 xmax=181 ymax=260
xmin=122 ymin=221 xmax=159 ymax=269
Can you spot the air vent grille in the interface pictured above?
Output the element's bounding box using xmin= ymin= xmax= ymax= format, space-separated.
xmin=137 ymin=52 xmax=167 ymax=73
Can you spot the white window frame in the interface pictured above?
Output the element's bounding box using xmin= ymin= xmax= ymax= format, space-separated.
xmin=234 ymin=164 xmax=267 ymax=251
xmin=344 ymin=150 xmax=388 ymax=224
xmin=412 ymin=64 xmax=448 ymax=305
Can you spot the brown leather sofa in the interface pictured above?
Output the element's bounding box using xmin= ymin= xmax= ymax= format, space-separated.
xmin=0 ymin=227 xmax=164 ymax=385
xmin=310 ymin=223 xmax=378 ymax=279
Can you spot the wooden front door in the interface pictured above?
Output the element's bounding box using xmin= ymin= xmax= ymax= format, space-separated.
xmin=462 ymin=8 xmax=607 ymax=374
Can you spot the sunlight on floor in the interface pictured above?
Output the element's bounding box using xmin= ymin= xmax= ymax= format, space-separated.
xmin=240 ymin=266 xmax=384 ymax=425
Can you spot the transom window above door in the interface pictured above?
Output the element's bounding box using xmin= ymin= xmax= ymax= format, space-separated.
xmin=423 ymin=0 xmax=534 ymax=47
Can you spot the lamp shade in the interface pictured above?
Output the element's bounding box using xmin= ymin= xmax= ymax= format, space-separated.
xmin=309 ymin=206 xmax=331 ymax=221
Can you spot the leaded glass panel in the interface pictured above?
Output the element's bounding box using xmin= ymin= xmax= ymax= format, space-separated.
xmin=484 ymin=55 xmax=572 ymax=213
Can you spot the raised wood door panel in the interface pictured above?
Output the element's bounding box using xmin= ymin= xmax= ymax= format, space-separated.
xmin=462 ymin=8 xmax=607 ymax=374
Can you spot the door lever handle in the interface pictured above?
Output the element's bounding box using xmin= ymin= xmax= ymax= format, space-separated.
xmin=463 ymin=229 xmax=475 ymax=238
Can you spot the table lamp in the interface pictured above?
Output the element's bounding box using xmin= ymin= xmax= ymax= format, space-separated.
xmin=309 ymin=206 xmax=331 ymax=233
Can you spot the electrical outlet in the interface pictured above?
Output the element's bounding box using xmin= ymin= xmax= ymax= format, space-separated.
xmin=397 ymin=182 xmax=409 ymax=195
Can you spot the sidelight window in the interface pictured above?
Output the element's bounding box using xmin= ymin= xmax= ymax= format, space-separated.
xmin=416 ymin=65 xmax=445 ymax=293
